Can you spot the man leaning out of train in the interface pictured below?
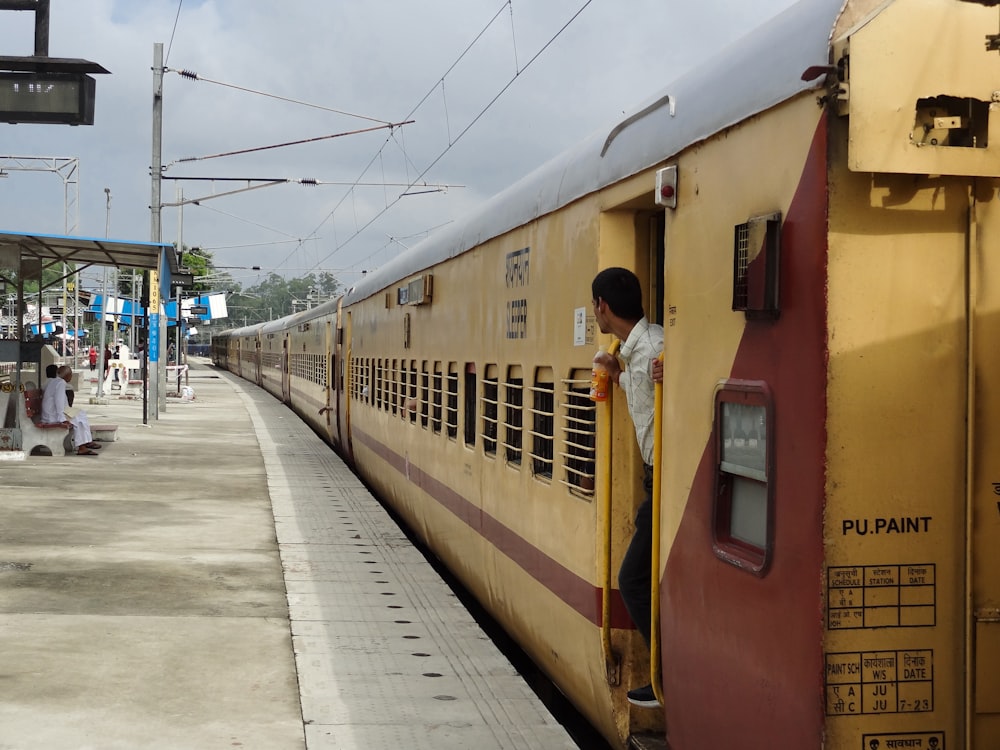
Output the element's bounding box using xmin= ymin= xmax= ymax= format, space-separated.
xmin=590 ymin=267 xmax=664 ymax=708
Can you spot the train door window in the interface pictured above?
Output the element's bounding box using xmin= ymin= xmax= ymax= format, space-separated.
xmin=529 ymin=368 xmax=554 ymax=480
xmin=446 ymin=362 xmax=459 ymax=440
xmin=431 ymin=363 xmax=443 ymax=434
xmin=482 ymin=365 xmax=499 ymax=457
xmin=464 ymin=363 xmax=477 ymax=448
xmin=409 ymin=360 xmax=418 ymax=423
xmin=504 ymin=366 xmax=523 ymax=467
xmin=420 ymin=361 xmax=429 ymax=428
xmin=562 ymin=369 xmax=596 ymax=496
xmin=713 ymin=381 xmax=773 ymax=575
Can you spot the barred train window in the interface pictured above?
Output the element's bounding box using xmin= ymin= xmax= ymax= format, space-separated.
xmin=376 ymin=359 xmax=384 ymax=410
xmin=432 ymin=363 xmax=443 ymax=434
xmin=390 ymin=359 xmax=399 ymax=415
xmin=464 ymin=363 xmax=476 ymax=447
xmin=446 ymin=363 xmax=459 ymax=440
xmin=714 ymin=381 xmax=773 ymax=575
xmin=529 ymin=368 xmax=554 ymax=479
xmin=504 ymin=366 xmax=523 ymax=466
xmin=354 ymin=358 xmax=362 ymax=402
xmin=482 ymin=365 xmax=499 ymax=457
xmin=409 ymin=360 xmax=418 ymax=423
xmin=420 ymin=362 xmax=430 ymax=428
xmin=562 ymin=370 xmax=596 ymax=496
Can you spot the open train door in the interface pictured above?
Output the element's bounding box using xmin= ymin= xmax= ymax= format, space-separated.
xmin=281 ymin=338 xmax=290 ymax=403
xmin=334 ymin=298 xmax=354 ymax=461
xmin=968 ymin=181 xmax=1000 ymax=748
xmin=254 ymin=337 xmax=261 ymax=386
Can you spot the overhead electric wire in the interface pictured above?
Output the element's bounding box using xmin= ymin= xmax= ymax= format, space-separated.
xmin=301 ymin=0 xmax=595 ymax=274
xmin=168 ymin=120 xmax=414 ymax=166
xmin=164 ymin=0 xmax=184 ymax=66
xmin=170 ymin=68 xmax=395 ymax=124
xmin=162 ymin=0 xmax=594 ymax=280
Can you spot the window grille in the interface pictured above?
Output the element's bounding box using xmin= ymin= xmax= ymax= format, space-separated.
xmin=390 ymin=359 xmax=399 ymax=415
xmin=561 ymin=372 xmax=596 ymax=496
xmin=409 ymin=361 xmax=419 ymax=423
xmin=431 ymin=364 xmax=443 ymax=433
xmin=260 ymin=351 xmax=281 ymax=371
xmin=482 ymin=370 xmax=498 ymax=456
xmin=446 ymin=364 xmax=458 ymax=439
xmin=503 ymin=373 xmax=523 ymax=465
xmin=528 ymin=376 xmax=554 ymax=479
xmin=420 ymin=363 xmax=430 ymax=428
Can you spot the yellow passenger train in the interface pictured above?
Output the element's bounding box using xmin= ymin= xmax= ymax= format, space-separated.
xmin=213 ymin=0 xmax=1000 ymax=746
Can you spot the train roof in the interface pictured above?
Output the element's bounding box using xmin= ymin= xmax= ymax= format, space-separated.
xmin=343 ymin=0 xmax=845 ymax=306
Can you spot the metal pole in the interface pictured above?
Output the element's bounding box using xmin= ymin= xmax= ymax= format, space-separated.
xmin=34 ymin=0 xmax=49 ymax=56
xmin=149 ymin=42 xmax=164 ymax=420
xmin=96 ymin=188 xmax=110 ymax=400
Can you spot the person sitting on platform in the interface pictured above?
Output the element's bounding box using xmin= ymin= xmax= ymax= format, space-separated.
xmin=41 ymin=365 xmax=101 ymax=456
xmin=45 ymin=364 xmax=74 ymax=408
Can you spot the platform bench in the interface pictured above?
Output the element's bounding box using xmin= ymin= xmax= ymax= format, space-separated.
xmin=20 ymin=390 xmax=72 ymax=456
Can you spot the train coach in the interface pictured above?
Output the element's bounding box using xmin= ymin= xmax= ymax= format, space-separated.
xmin=213 ymin=0 xmax=1000 ymax=747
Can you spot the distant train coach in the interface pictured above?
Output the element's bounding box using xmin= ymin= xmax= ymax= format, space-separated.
xmin=214 ymin=0 xmax=1000 ymax=747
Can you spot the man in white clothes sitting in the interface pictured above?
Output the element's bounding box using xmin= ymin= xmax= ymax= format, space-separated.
xmin=41 ymin=365 xmax=101 ymax=456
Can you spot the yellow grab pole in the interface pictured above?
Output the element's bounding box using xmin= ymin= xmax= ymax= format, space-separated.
xmin=650 ymin=353 xmax=665 ymax=705
xmin=599 ymin=339 xmax=621 ymax=685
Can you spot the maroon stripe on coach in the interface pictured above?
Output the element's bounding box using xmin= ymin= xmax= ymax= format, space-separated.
xmin=353 ymin=426 xmax=634 ymax=630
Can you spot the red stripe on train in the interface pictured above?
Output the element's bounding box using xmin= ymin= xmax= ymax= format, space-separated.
xmin=353 ymin=426 xmax=634 ymax=630
xmin=661 ymin=119 xmax=829 ymax=748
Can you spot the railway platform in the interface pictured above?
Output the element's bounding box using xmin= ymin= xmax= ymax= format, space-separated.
xmin=0 ymin=360 xmax=579 ymax=750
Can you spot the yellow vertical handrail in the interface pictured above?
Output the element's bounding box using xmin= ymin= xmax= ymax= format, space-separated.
xmin=650 ymin=353 xmax=664 ymax=705
xmin=599 ymin=338 xmax=621 ymax=685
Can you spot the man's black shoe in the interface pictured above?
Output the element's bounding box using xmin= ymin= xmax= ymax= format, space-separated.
xmin=627 ymin=683 xmax=661 ymax=708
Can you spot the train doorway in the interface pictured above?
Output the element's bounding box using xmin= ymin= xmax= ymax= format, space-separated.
xmin=595 ymin=202 xmax=666 ymax=736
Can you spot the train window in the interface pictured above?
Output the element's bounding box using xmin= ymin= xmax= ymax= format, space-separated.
xmin=503 ymin=366 xmax=523 ymax=467
xmin=420 ymin=362 xmax=429 ymax=428
xmin=713 ymin=381 xmax=773 ymax=575
xmin=355 ymin=358 xmax=363 ymax=402
xmin=562 ymin=370 xmax=596 ymax=497
xmin=464 ymin=363 xmax=477 ymax=448
xmin=375 ymin=359 xmax=383 ymax=410
xmin=409 ymin=360 xmax=418 ymax=423
xmin=482 ymin=365 xmax=499 ymax=457
xmin=431 ymin=363 xmax=443 ymax=433
xmin=446 ymin=363 xmax=459 ymax=440
xmin=390 ymin=359 xmax=399 ymax=415
xmin=529 ymin=368 xmax=554 ymax=480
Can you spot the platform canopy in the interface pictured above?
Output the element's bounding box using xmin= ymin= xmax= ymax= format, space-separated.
xmin=0 ymin=230 xmax=178 ymax=275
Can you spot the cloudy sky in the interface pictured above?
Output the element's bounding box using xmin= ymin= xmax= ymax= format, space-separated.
xmin=0 ymin=0 xmax=800 ymax=292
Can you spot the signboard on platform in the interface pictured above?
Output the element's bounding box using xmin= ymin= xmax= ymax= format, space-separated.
xmin=149 ymin=313 xmax=159 ymax=363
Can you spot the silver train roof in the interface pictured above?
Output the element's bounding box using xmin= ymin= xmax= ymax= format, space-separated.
xmin=343 ymin=0 xmax=846 ymax=305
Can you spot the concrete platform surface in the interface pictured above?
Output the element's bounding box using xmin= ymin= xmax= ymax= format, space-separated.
xmin=0 ymin=360 xmax=578 ymax=750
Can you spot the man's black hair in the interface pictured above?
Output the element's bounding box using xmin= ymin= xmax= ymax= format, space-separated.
xmin=592 ymin=267 xmax=645 ymax=321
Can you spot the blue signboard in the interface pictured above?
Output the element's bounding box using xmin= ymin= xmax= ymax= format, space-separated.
xmin=149 ymin=313 xmax=159 ymax=362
